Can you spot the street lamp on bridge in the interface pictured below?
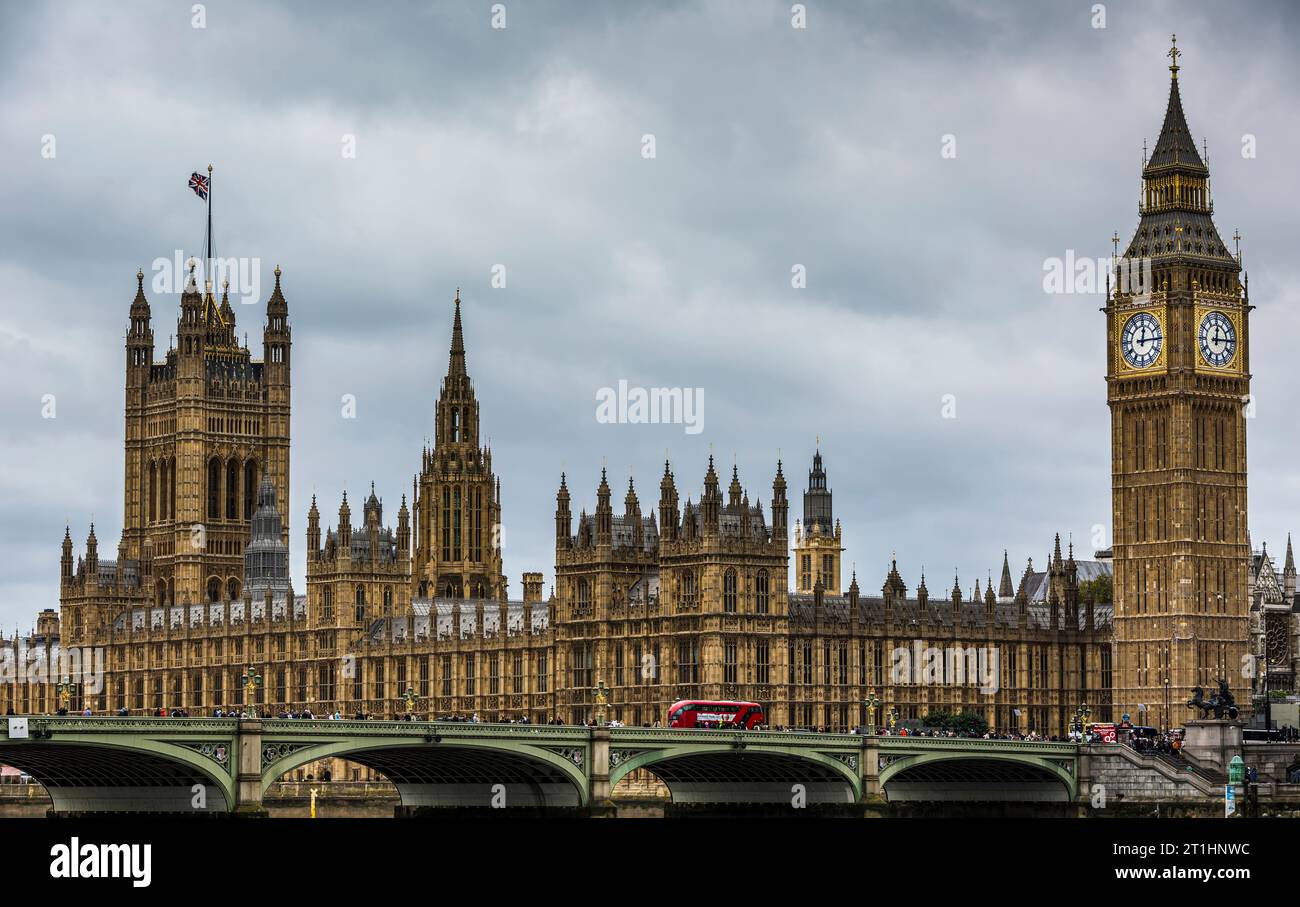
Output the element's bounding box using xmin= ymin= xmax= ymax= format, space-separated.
xmin=402 ymin=687 xmax=420 ymax=719
xmin=241 ymin=667 xmax=263 ymax=718
xmin=1072 ymin=702 xmax=1091 ymax=738
xmin=863 ymin=690 xmax=881 ymax=735
xmin=594 ymin=680 xmax=609 ymax=727
xmin=55 ymin=678 xmax=78 ymax=715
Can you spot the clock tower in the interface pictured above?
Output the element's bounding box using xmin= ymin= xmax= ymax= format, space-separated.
xmin=1107 ymin=37 xmax=1251 ymax=729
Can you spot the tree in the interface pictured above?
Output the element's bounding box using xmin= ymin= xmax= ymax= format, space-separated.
xmin=920 ymin=708 xmax=988 ymax=736
xmin=1079 ymin=573 xmax=1113 ymax=603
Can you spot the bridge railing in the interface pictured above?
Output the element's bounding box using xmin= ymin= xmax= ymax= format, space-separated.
xmin=1 ymin=716 xmax=240 ymax=736
xmin=257 ymin=719 xmax=592 ymax=740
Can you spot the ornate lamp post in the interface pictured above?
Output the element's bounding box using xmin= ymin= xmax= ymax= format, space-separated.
xmin=402 ymin=687 xmax=419 ymax=719
xmin=55 ymin=678 xmax=79 ymax=714
xmin=241 ymin=667 xmax=263 ymax=718
xmin=886 ymin=707 xmax=900 ymax=734
xmin=863 ymin=690 xmax=881 ymax=735
xmin=593 ymin=679 xmax=609 ymax=727
xmin=1073 ymin=702 xmax=1091 ymax=737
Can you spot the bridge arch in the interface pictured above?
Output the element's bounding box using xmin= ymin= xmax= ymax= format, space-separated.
xmin=0 ymin=737 xmax=235 ymax=813
xmin=879 ymin=752 xmax=1075 ymax=802
xmin=609 ymin=743 xmax=861 ymax=805
xmin=261 ymin=736 xmax=590 ymax=809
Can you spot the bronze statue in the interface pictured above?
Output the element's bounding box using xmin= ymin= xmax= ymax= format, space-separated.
xmin=1187 ymin=680 xmax=1239 ymax=720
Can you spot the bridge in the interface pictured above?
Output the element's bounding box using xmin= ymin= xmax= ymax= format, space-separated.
xmin=0 ymin=717 xmax=1213 ymax=815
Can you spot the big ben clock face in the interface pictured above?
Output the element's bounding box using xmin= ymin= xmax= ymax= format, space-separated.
xmin=1121 ymin=312 xmax=1163 ymax=368
xmin=1198 ymin=311 xmax=1237 ymax=367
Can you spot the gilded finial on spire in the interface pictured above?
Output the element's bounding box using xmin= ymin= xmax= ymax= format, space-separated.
xmin=1168 ymin=33 xmax=1180 ymax=77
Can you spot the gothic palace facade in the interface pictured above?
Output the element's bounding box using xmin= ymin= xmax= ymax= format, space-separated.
xmin=3 ymin=46 xmax=1275 ymax=738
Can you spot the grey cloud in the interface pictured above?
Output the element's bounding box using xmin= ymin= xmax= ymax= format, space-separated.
xmin=1 ymin=0 xmax=1298 ymax=627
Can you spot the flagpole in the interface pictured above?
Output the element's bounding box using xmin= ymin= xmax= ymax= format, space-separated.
xmin=206 ymin=163 xmax=213 ymax=287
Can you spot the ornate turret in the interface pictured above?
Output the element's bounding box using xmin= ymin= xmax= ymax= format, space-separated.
xmin=556 ymin=473 xmax=572 ymax=547
xmin=85 ymin=523 xmax=98 ymax=576
xmin=881 ymin=558 xmax=906 ymax=604
xmin=658 ymin=461 xmax=678 ymax=542
xmin=595 ymin=467 xmax=612 ymax=545
xmin=701 ymin=456 xmax=721 ymax=532
xmin=307 ymin=494 xmax=321 ymax=555
xmin=126 ymin=268 xmax=154 ymax=382
xmin=177 ymin=260 xmax=204 ymax=359
xmin=771 ymin=458 xmax=788 ymax=541
xmin=803 ymin=444 xmax=833 ymax=534
xmin=396 ymin=494 xmax=410 ymax=554
xmin=337 ymin=491 xmax=352 ymax=550
xmin=60 ymin=526 xmax=73 ymax=584
xmin=263 ymin=264 xmax=291 ymax=373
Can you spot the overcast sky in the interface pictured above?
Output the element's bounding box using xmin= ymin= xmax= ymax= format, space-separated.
xmin=2 ymin=0 xmax=1298 ymax=630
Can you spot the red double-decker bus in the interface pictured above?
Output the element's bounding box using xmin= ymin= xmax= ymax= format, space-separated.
xmin=667 ymin=700 xmax=765 ymax=729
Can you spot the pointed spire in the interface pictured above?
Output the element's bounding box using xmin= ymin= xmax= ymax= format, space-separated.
xmin=1053 ymin=533 xmax=1063 ymax=568
xmin=130 ymin=268 xmax=149 ymax=314
xmin=1146 ymin=35 xmax=1203 ymax=171
xmin=625 ymin=474 xmax=639 ymax=514
xmin=999 ymin=550 xmax=1014 ymax=599
xmin=447 ymin=288 xmax=466 ymax=376
xmin=266 ymin=264 xmax=287 ymax=316
xmin=1286 ymin=534 xmax=1295 ymax=573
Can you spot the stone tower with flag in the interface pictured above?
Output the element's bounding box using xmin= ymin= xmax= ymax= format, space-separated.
xmin=60 ymin=251 xmax=291 ymax=643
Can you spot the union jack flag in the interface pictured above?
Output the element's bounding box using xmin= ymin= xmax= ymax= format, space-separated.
xmin=188 ymin=171 xmax=209 ymax=200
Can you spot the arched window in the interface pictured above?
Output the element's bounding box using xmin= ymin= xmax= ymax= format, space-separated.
xmin=244 ymin=461 xmax=258 ymax=519
xmin=227 ymin=578 xmax=240 ymax=601
xmin=207 ymin=577 xmax=222 ymax=603
xmin=576 ymin=578 xmax=591 ymax=614
xmin=168 ymin=457 xmax=177 ymax=521
xmin=354 ymin=586 xmax=366 ymax=622
xmin=450 ymin=408 xmax=460 ymax=442
xmin=723 ymin=569 xmax=738 ymax=613
xmin=383 ymin=587 xmax=393 ymax=616
xmin=756 ymin=570 xmax=770 ymax=614
xmin=682 ymin=571 xmax=697 ymax=609
xmin=207 ymin=458 xmax=221 ymax=520
xmin=226 ymin=459 xmax=239 ymax=520
xmin=149 ymin=462 xmax=157 ymax=523
xmin=322 ymin=587 xmax=333 ymax=621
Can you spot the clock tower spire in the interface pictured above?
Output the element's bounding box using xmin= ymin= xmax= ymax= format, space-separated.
xmin=1107 ymin=38 xmax=1250 ymax=729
